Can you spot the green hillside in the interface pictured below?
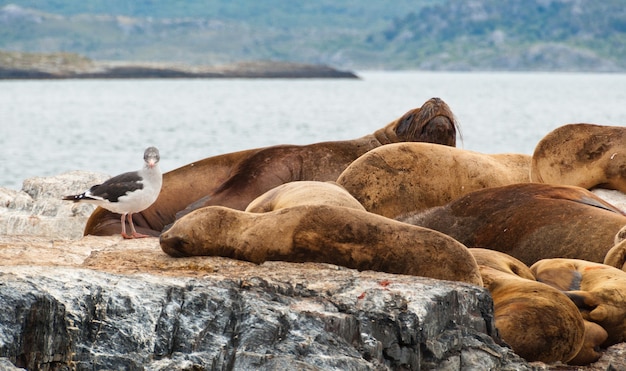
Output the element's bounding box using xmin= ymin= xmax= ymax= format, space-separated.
xmin=0 ymin=0 xmax=623 ymax=71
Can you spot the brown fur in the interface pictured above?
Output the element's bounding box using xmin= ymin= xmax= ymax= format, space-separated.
xmin=159 ymin=204 xmax=483 ymax=286
xmin=531 ymin=258 xmax=626 ymax=347
xmin=469 ymin=248 xmax=535 ymax=280
xmin=531 ymin=123 xmax=626 ymax=191
xmin=604 ymin=225 xmax=626 ymax=271
xmin=336 ymin=142 xmax=531 ymax=219
xmin=476 ymin=264 xmax=584 ymax=363
xmin=470 ymin=249 xmax=603 ymax=365
xmin=85 ymin=97 xmax=459 ymax=237
xmin=568 ymin=321 xmax=608 ymax=366
xmin=401 ymin=183 xmax=626 ymax=266
xmin=245 ymin=181 xmax=365 ymax=212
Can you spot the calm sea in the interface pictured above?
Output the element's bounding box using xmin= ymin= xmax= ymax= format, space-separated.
xmin=1 ymin=71 xmax=625 ymax=190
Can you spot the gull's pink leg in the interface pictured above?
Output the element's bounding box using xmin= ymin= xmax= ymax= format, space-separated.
xmin=127 ymin=213 xmax=150 ymax=238
xmin=121 ymin=213 xmax=132 ymax=239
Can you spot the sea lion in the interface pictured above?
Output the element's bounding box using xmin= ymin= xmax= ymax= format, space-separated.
xmin=531 ymin=258 xmax=626 ymax=347
xmin=85 ymin=97 xmax=459 ymax=237
xmin=531 ymin=123 xmax=626 ymax=192
xmin=474 ymin=262 xmax=584 ymax=363
xmin=245 ymin=181 xmax=365 ymax=212
xmin=336 ymin=142 xmax=531 ymax=219
xmin=159 ymin=204 xmax=483 ymax=286
xmin=469 ymin=248 xmax=603 ymax=365
xmin=400 ymin=183 xmax=626 ymax=266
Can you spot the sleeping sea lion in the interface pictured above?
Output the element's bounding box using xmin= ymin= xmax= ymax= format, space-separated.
xmin=245 ymin=181 xmax=365 ymax=212
xmin=470 ymin=248 xmax=604 ymax=365
xmin=473 ymin=260 xmax=584 ymax=363
xmin=159 ymin=204 xmax=483 ymax=286
xmin=531 ymin=123 xmax=626 ymax=192
xmin=85 ymin=97 xmax=459 ymax=237
xmin=336 ymin=142 xmax=531 ymax=219
xmin=400 ymin=183 xmax=626 ymax=266
xmin=531 ymin=258 xmax=626 ymax=347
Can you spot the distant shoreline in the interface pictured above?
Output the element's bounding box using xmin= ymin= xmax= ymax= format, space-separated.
xmin=0 ymin=51 xmax=359 ymax=79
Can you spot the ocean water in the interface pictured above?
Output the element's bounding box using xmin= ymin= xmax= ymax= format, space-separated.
xmin=1 ymin=71 xmax=625 ymax=190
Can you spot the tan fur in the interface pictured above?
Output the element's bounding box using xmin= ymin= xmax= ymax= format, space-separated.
xmin=336 ymin=142 xmax=531 ymax=219
xmin=531 ymin=258 xmax=626 ymax=347
xmin=85 ymin=97 xmax=459 ymax=237
xmin=476 ymin=264 xmax=584 ymax=363
xmin=470 ymin=249 xmax=601 ymax=365
xmin=531 ymin=123 xmax=626 ymax=191
xmin=159 ymin=204 xmax=483 ymax=286
xmin=604 ymin=225 xmax=626 ymax=271
xmin=245 ymin=181 xmax=365 ymax=212
xmin=401 ymin=183 xmax=626 ymax=266
xmin=469 ymin=248 xmax=535 ymax=280
xmin=568 ymin=321 xmax=608 ymax=366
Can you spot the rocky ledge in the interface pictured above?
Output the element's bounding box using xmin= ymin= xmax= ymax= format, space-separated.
xmin=0 ymin=51 xmax=359 ymax=79
xmin=1 ymin=172 xmax=625 ymax=370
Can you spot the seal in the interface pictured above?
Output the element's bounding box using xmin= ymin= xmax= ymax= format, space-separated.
xmin=336 ymin=142 xmax=531 ymax=219
xmin=400 ymin=183 xmax=626 ymax=266
xmin=470 ymin=250 xmax=584 ymax=363
xmin=531 ymin=123 xmax=626 ymax=191
xmin=470 ymin=248 xmax=603 ymax=365
xmin=245 ymin=181 xmax=365 ymax=212
xmin=159 ymin=204 xmax=483 ymax=286
xmin=85 ymin=97 xmax=460 ymax=237
xmin=531 ymin=258 xmax=626 ymax=347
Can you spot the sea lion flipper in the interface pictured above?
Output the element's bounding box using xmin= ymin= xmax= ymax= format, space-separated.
xmin=175 ymin=195 xmax=213 ymax=221
xmin=564 ymin=291 xmax=600 ymax=312
xmin=604 ymin=239 xmax=626 ymax=270
xmin=579 ymin=195 xmax=625 ymax=215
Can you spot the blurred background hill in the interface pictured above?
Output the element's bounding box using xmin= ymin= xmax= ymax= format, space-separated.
xmin=0 ymin=0 xmax=624 ymax=71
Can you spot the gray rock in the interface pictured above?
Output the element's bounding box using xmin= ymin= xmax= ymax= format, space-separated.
xmin=0 ymin=260 xmax=535 ymax=370
xmin=0 ymin=171 xmax=109 ymax=239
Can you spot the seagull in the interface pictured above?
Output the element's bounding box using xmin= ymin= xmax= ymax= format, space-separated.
xmin=63 ymin=146 xmax=163 ymax=239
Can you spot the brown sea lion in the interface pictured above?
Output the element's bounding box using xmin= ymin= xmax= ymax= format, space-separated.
xmin=531 ymin=258 xmax=626 ymax=347
xmin=475 ymin=264 xmax=584 ymax=363
xmin=336 ymin=142 xmax=531 ymax=219
xmin=531 ymin=123 xmax=626 ymax=192
xmin=159 ymin=204 xmax=483 ymax=286
xmin=400 ymin=183 xmax=626 ymax=266
xmin=470 ymin=248 xmax=604 ymax=365
xmin=245 ymin=181 xmax=365 ymax=212
xmin=85 ymin=97 xmax=459 ymax=237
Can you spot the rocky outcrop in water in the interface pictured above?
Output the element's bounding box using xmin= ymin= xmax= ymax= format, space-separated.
xmin=0 ymin=51 xmax=359 ymax=79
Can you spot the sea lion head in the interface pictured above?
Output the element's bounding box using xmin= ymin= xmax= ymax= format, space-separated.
xmin=395 ymin=97 xmax=460 ymax=146
xmin=375 ymin=97 xmax=460 ymax=146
